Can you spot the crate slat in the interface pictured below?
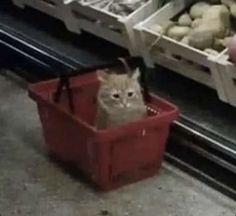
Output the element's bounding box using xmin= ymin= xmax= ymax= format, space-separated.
xmin=215 ymin=51 xmax=236 ymax=106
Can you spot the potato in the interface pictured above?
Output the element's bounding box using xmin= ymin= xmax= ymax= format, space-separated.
xmin=178 ymin=13 xmax=192 ymax=26
xmin=150 ymin=21 xmax=175 ymax=35
xmin=221 ymin=0 xmax=236 ymax=17
xmin=189 ymin=29 xmax=214 ymax=50
xmin=213 ymin=38 xmax=226 ymax=51
xmin=150 ymin=24 xmax=163 ymax=34
xmin=191 ymin=18 xmax=202 ymax=29
xmin=215 ymin=36 xmax=233 ymax=48
xmin=162 ymin=21 xmax=175 ymax=34
xmin=188 ymin=5 xmax=231 ymax=50
xmin=167 ymin=26 xmax=191 ymax=41
xmin=190 ymin=2 xmax=211 ymax=19
xmin=197 ymin=5 xmax=230 ymax=38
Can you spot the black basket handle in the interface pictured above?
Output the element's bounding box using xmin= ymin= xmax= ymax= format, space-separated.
xmin=54 ymin=75 xmax=75 ymax=113
xmin=53 ymin=56 xmax=150 ymax=114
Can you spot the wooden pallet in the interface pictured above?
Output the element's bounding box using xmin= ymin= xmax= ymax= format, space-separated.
xmin=134 ymin=0 xmax=228 ymax=103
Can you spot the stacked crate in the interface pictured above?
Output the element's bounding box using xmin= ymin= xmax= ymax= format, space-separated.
xmin=134 ymin=0 xmax=229 ymax=103
xmin=65 ymin=0 xmax=159 ymax=55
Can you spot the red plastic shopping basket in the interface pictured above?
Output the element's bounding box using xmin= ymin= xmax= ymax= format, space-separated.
xmin=28 ymin=69 xmax=179 ymax=191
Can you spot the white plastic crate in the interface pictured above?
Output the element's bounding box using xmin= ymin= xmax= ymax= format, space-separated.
xmin=12 ymin=0 xmax=73 ymax=23
xmin=65 ymin=0 xmax=158 ymax=55
xmin=212 ymin=49 xmax=236 ymax=107
xmin=134 ymin=0 xmax=228 ymax=103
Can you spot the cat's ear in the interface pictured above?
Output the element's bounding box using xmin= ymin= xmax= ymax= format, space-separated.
xmin=97 ymin=69 xmax=110 ymax=83
xmin=130 ymin=68 xmax=140 ymax=80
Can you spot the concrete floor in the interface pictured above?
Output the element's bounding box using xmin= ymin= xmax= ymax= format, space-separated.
xmin=0 ymin=71 xmax=235 ymax=216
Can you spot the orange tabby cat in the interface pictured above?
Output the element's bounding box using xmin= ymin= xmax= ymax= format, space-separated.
xmin=95 ymin=68 xmax=147 ymax=129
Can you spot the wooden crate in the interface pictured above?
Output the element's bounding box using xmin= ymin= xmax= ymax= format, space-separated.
xmin=12 ymin=0 xmax=73 ymax=22
xmin=213 ymin=49 xmax=236 ymax=107
xmin=65 ymin=0 xmax=158 ymax=55
xmin=134 ymin=0 xmax=228 ymax=103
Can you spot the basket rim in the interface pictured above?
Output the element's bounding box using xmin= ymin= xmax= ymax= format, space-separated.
xmin=28 ymin=73 xmax=179 ymax=135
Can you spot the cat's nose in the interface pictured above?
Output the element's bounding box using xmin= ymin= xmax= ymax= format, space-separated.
xmin=120 ymin=103 xmax=130 ymax=108
xmin=124 ymin=103 xmax=130 ymax=108
xmin=121 ymin=98 xmax=130 ymax=108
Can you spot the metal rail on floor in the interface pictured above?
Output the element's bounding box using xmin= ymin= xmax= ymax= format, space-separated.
xmin=0 ymin=22 xmax=236 ymax=200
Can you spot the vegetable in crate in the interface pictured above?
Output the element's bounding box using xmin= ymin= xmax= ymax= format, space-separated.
xmin=221 ymin=0 xmax=236 ymax=17
xmin=79 ymin=0 xmax=148 ymax=16
xmin=95 ymin=68 xmax=147 ymax=129
xmin=149 ymin=1 xmax=234 ymax=55
xmin=189 ymin=5 xmax=231 ymax=50
xmin=167 ymin=26 xmax=191 ymax=41
xmin=189 ymin=2 xmax=211 ymax=19
xmin=178 ymin=13 xmax=192 ymax=26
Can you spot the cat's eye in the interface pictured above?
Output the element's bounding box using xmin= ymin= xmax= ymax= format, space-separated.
xmin=127 ymin=91 xmax=134 ymax=98
xmin=112 ymin=93 xmax=120 ymax=99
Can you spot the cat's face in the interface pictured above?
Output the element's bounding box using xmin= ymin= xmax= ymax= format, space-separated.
xmin=97 ymin=68 xmax=144 ymax=110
